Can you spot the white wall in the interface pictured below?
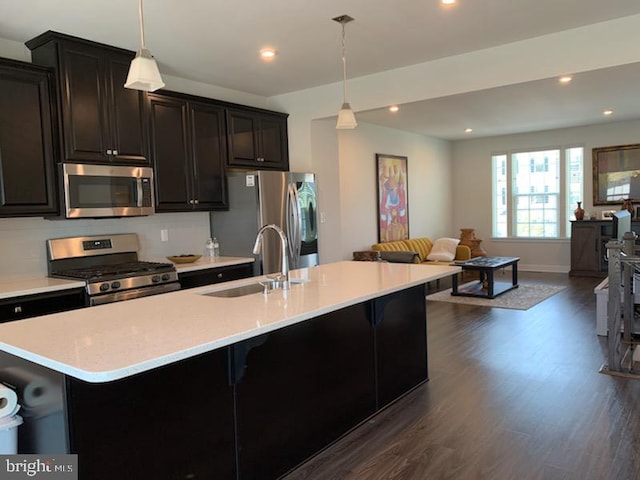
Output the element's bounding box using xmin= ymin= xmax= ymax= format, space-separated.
xmin=452 ymin=118 xmax=640 ymax=272
xmin=314 ymin=122 xmax=452 ymax=262
xmin=0 ymin=213 xmax=211 ymax=279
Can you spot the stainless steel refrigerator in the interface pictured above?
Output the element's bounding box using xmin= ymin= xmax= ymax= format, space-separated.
xmin=210 ymin=171 xmax=319 ymax=275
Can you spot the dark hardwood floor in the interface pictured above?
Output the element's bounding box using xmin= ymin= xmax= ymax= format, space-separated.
xmin=283 ymin=272 xmax=640 ymax=480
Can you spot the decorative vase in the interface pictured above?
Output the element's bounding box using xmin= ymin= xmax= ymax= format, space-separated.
xmin=469 ymin=239 xmax=487 ymax=257
xmin=574 ymin=201 xmax=585 ymax=221
xmin=459 ymin=228 xmax=476 ymax=247
xmin=459 ymin=228 xmax=486 ymax=257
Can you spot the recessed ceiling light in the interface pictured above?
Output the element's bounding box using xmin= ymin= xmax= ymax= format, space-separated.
xmin=260 ymin=48 xmax=277 ymax=61
xmin=603 ymin=109 xmax=614 ymax=116
xmin=559 ymin=75 xmax=572 ymax=84
xmin=464 ymin=128 xmax=473 ymax=133
xmin=389 ymin=105 xmax=399 ymax=113
xmin=441 ymin=0 xmax=457 ymax=5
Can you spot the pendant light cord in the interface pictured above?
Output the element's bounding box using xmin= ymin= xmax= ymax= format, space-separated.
xmin=341 ymin=22 xmax=348 ymax=104
xmin=138 ymin=0 xmax=146 ymax=49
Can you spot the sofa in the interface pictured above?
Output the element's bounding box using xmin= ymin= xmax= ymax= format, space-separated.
xmin=370 ymin=237 xmax=471 ymax=266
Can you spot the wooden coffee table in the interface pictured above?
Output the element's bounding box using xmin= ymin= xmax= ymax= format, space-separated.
xmin=451 ymin=256 xmax=520 ymax=299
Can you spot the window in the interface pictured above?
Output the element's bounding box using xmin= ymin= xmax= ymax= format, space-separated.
xmin=492 ymin=147 xmax=583 ymax=238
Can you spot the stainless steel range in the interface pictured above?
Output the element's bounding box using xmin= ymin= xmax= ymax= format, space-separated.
xmin=47 ymin=234 xmax=180 ymax=306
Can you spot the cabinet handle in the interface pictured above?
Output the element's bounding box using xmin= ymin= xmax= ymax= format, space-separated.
xmin=189 ymin=200 xmax=194 ymax=205
xmin=13 ymin=305 xmax=22 ymax=314
xmin=217 ymin=273 xmax=223 ymax=278
xmin=113 ymin=150 xmax=118 ymax=155
xmin=194 ymin=199 xmax=199 ymax=205
xmin=257 ymin=157 xmax=264 ymax=162
xmin=106 ymin=149 xmax=113 ymax=155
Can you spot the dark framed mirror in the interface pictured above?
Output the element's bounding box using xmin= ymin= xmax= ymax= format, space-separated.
xmin=593 ymin=143 xmax=640 ymax=205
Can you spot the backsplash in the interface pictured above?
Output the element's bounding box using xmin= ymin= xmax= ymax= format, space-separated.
xmin=0 ymin=212 xmax=211 ymax=279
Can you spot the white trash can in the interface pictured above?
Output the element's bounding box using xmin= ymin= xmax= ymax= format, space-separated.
xmin=0 ymin=414 xmax=23 ymax=454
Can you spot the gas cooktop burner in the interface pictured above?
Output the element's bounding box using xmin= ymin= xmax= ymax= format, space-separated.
xmin=47 ymin=234 xmax=181 ymax=305
xmin=57 ymin=261 xmax=174 ymax=281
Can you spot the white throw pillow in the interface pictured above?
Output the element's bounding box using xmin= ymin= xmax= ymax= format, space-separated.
xmin=426 ymin=237 xmax=460 ymax=262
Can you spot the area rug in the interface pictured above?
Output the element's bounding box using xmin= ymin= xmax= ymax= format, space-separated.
xmin=426 ymin=282 xmax=566 ymax=310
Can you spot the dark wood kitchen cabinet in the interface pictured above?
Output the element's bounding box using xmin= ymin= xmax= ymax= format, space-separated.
xmin=66 ymin=348 xmax=235 ymax=480
xmin=374 ymin=284 xmax=428 ymax=408
xmin=227 ymin=108 xmax=289 ymax=171
xmin=178 ymin=263 xmax=253 ymax=289
xmin=0 ymin=288 xmax=86 ymax=323
xmin=0 ymin=58 xmax=58 ymax=217
xmin=233 ymin=302 xmax=376 ymax=480
xmin=26 ymin=31 xmax=148 ymax=165
xmin=148 ymin=92 xmax=228 ymax=211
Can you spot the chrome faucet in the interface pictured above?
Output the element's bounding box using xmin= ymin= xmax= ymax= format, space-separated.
xmin=253 ymin=224 xmax=290 ymax=290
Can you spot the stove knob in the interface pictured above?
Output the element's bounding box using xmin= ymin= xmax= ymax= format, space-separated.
xmin=99 ymin=283 xmax=110 ymax=292
xmin=161 ymin=273 xmax=171 ymax=282
xmin=111 ymin=281 xmax=121 ymax=290
xmin=151 ymin=275 xmax=161 ymax=283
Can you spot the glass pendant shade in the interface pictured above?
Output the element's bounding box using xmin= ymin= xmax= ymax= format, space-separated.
xmin=336 ymin=102 xmax=357 ymax=129
xmin=125 ymin=48 xmax=165 ymax=92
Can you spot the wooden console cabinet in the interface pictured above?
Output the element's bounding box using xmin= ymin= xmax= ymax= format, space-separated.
xmin=570 ymin=220 xmax=640 ymax=277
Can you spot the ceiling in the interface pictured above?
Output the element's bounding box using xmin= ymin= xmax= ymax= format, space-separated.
xmin=2 ymin=0 xmax=640 ymax=139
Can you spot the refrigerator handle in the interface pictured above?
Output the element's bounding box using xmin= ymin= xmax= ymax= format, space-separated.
xmin=287 ymin=183 xmax=302 ymax=267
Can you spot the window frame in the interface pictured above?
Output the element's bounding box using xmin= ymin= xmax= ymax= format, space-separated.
xmin=492 ymin=145 xmax=583 ymax=239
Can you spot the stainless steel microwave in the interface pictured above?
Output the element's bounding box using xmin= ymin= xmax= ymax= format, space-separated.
xmin=61 ymin=163 xmax=155 ymax=218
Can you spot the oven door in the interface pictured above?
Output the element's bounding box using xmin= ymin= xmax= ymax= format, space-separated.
xmin=89 ymin=282 xmax=180 ymax=306
xmin=62 ymin=163 xmax=155 ymax=218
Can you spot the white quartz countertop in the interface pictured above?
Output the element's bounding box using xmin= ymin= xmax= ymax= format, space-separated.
xmin=160 ymin=255 xmax=254 ymax=273
xmin=0 ymin=261 xmax=459 ymax=383
xmin=0 ymin=277 xmax=85 ymax=300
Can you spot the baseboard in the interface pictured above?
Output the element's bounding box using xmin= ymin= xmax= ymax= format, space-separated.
xmin=516 ymin=264 xmax=569 ymax=273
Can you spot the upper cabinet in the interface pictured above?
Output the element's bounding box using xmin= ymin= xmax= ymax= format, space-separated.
xmin=227 ymin=108 xmax=289 ymax=171
xmin=26 ymin=31 xmax=148 ymax=165
xmin=148 ymin=92 xmax=228 ymax=212
xmin=0 ymin=59 xmax=58 ymax=217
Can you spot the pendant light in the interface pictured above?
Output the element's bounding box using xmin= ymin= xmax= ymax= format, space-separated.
xmin=125 ymin=0 xmax=165 ymax=92
xmin=333 ymin=15 xmax=357 ymax=129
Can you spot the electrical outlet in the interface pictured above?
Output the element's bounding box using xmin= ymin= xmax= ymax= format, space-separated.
xmin=320 ymin=212 xmax=326 ymax=224
xmin=161 ymin=229 xmax=169 ymax=242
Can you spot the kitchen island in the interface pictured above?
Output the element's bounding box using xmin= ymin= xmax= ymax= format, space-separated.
xmin=0 ymin=261 xmax=459 ymax=480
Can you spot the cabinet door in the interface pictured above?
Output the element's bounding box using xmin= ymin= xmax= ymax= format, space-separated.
xmin=105 ymin=53 xmax=148 ymax=165
xmin=226 ymin=109 xmax=259 ymax=167
xmin=374 ymin=284 xmax=428 ymax=408
xmin=0 ymin=288 xmax=86 ymax=323
xmin=0 ymin=61 xmax=58 ymax=216
xmin=58 ymin=43 xmax=111 ymax=163
xmin=234 ymin=303 xmax=376 ymax=479
xmin=66 ymin=348 xmax=236 ymax=480
xmin=179 ymin=263 xmax=253 ymax=289
xmin=227 ymin=109 xmax=289 ymax=171
xmin=189 ymin=102 xmax=228 ymax=210
xmin=148 ymin=95 xmax=191 ymax=211
xmin=258 ymin=114 xmax=289 ymax=170
xmin=570 ymin=222 xmax=601 ymax=275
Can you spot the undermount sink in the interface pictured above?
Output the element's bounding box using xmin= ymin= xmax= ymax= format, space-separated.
xmin=203 ymin=277 xmax=309 ymax=298
xmin=204 ymin=283 xmax=266 ymax=298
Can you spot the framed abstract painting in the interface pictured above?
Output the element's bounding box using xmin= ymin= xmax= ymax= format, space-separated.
xmin=376 ymin=154 xmax=409 ymax=242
